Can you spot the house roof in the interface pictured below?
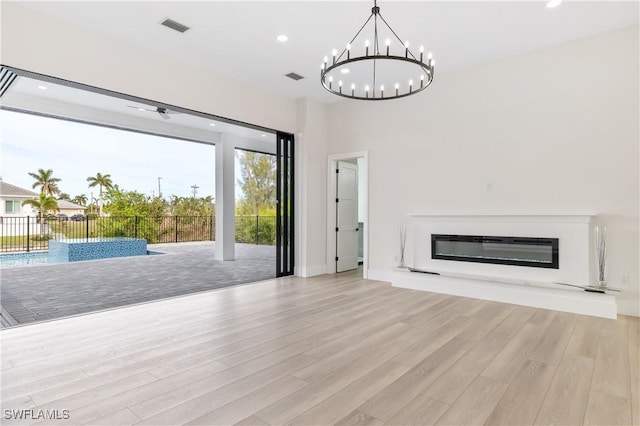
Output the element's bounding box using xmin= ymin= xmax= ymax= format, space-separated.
xmin=0 ymin=180 xmax=39 ymax=198
xmin=57 ymin=200 xmax=85 ymax=210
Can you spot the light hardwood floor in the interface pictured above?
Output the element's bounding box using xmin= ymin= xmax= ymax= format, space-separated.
xmin=1 ymin=271 xmax=638 ymax=425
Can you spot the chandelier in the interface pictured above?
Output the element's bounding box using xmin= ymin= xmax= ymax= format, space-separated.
xmin=320 ymin=0 xmax=435 ymax=101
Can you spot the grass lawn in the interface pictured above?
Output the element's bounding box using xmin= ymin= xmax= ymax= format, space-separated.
xmin=0 ymin=234 xmax=50 ymax=252
xmin=48 ymin=219 xmax=100 ymax=239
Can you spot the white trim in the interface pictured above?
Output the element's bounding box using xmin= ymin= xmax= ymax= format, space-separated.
xmin=327 ymin=151 xmax=369 ymax=279
xmin=368 ymin=268 xmax=393 ymax=283
xmin=296 ymin=264 xmax=329 ymax=278
xmin=391 ymin=269 xmax=617 ymax=319
xmin=408 ymin=214 xmax=596 ymax=223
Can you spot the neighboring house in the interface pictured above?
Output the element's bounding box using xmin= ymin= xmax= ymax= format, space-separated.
xmin=0 ymin=180 xmax=39 ymax=236
xmin=0 ymin=179 xmax=38 ymax=216
xmin=57 ymin=199 xmax=85 ymax=217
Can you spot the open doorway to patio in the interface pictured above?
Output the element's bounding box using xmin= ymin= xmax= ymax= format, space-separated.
xmin=232 ymin=148 xmax=277 ymax=281
xmin=0 ymin=66 xmax=292 ymax=327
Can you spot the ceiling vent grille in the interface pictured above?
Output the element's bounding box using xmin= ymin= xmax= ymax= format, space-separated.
xmin=285 ymin=72 xmax=304 ymax=81
xmin=161 ymin=18 xmax=190 ymax=33
xmin=0 ymin=67 xmax=18 ymax=98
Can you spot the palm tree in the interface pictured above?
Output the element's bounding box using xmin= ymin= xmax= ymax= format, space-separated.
xmin=87 ymin=173 xmax=113 ymax=216
xmin=22 ymin=193 xmax=59 ymax=236
xmin=58 ymin=193 xmax=71 ymax=201
xmin=28 ymin=168 xmax=61 ymax=196
xmin=72 ymin=194 xmax=88 ymax=206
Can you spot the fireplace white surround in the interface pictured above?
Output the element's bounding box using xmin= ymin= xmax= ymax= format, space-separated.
xmin=390 ymin=215 xmax=617 ymax=319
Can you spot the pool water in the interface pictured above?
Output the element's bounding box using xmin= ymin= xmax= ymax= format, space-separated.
xmin=0 ymin=252 xmax=52 ymax=268
xmin=0 ymin=250 xmax=161 ymax=269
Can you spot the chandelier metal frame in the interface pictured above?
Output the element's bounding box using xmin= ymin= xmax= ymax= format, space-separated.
xmin=320 ymin=0 xmax=435 ymax=101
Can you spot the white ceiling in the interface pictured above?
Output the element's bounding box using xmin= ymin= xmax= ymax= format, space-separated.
xmin=2 ymin=77 xmax=275 ymax=143
xmin=17 ymin=1 xmax=640 ymax=103
xmin=3 ymin=1 xmax=637 ymax=143
xmin=3 ymin=75 xmax=278 ymax=149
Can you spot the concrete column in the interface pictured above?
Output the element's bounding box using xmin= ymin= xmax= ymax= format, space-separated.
xmin=215 ymin=135 xmax=236 ymax=261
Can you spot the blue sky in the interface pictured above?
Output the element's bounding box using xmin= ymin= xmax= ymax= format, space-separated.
xmin=1 ymin=109 xmax=219 ymax=201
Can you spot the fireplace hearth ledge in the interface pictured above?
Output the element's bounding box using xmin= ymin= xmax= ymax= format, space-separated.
xmin=388 ymin=268 xmax=616 ymax=319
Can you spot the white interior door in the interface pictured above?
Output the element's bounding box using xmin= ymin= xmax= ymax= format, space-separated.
xmin=336 ymin=161 xmax=359 ymax=272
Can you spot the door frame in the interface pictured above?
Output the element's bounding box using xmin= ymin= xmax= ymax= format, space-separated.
xmin=276 ymin=132 xmax=295 ymax=277
xmin=327 ymin=151 xmax=369 ymax=278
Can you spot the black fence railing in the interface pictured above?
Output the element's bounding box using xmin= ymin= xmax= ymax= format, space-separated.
xmin=0 ymin=215 xmax=276 ymax=253
xmin=235 ymin=215 xmax=277 ymax=245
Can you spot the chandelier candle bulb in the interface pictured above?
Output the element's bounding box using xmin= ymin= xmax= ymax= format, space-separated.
xmin=395 ymin=83 xmax=399 ymax=96
xmin=409 ymin=79 xmax=413 ymax=92
xmin=339 ymin=80 xmax=343 ymax=93
xmin=347 ymin=43 xmax=351 ymax=59
xmin=365 ymin=85 xmax=370 ymax=98
xmin=381 ymin=85 xmax=384 ymax=98
xmin=420 ymin=74 xmax=424 ymax=88
xmin=420 ymin=45 xmax=424 ymax=61
xmin=329 ymin=76 xmax=333 ymax=89
xmin=365 ymin=39 xmax=370 ymax=56
xmin=351 ymin=83 xmax=355 ymax=96
xmin=386 ymin=38 xmax=391 ymax=55
xmin=332 ymin=49 xmax=338 ymax=64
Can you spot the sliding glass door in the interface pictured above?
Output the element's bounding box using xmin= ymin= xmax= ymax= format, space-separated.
xmin=276 ymin=132 xmax=294 ymax=277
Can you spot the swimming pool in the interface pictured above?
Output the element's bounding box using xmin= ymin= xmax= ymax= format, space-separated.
xmin=1 ymin=238 xmax=156 ymax=269
xmin=49 ymin=237 xmax=147 ymax=263
xmin=0 ymin=249 xmax=162 ymax=269
xmin=0 ymin=252 xmax=51 ymax=268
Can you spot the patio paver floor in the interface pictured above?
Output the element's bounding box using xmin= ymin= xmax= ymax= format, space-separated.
xmin=0 ymin=241 xmax=275 ymax=326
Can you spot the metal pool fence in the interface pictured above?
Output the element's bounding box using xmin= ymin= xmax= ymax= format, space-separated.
xmin=0 ymin=215 xmax=276 ymax=252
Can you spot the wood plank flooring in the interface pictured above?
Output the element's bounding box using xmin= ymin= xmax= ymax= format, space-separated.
xmin=0 ymin=271 xmax=637 ymax=425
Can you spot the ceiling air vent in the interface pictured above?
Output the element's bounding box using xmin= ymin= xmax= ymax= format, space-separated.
xmin=0 ymin=67 xmax=18 ymax=98
xmin=160 ymin=18 xmax=190 ymax=34
xmin=285 ymin=72 xmax=304 ymax=81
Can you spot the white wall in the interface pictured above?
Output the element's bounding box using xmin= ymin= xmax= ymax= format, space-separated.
xmin=0 ymin=2 xmax=297 ymax=133
xmin=295 ymin=99 xmax=329 ymax=277
xmin=326 ymin=26 xmax=640 ymax=316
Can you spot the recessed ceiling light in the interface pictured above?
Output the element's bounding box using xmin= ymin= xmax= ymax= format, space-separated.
xmin=546 ymin=0 xmax=562 ymax=8
xmin=340 ymin=69 xmax=351 ymax=74
xmin=277 ymin=34 xmax=288 ymax=42
xmin=209 ymin=123 xmax=216 ymax=127
xmin=261 ymin=134 xmax=267 ymax=137
xmin=37 ymin=85 xmax=47 ymax=90
xmin=137 ymin=107 xmax=145 ymax=111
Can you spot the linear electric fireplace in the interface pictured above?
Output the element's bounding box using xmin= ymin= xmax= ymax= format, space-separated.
xmin=431 ymin=234 xmax=559 ymax=269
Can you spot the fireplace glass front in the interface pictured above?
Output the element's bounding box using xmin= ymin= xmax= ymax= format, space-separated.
xmin=431 ymin=234 xmax=559 ymax=269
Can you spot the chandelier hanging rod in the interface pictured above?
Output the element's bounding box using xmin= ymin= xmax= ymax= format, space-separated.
xmin=333 ymin=2 xmax=421 ymax=64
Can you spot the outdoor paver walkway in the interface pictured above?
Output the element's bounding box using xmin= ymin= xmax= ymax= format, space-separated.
xmin=0 ymin=242 xmax=275 ymax=326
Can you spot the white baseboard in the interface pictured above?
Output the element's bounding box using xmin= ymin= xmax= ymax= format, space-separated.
xmin=392 ymin=269 xmax=617 ymax=319
xmin=367 ymin=269 xmax=393 ymax=283
xmin=616 ymin=298 xmax=640 ymax=318
xmin=296 ymin=264 xmax=327 ymax=278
